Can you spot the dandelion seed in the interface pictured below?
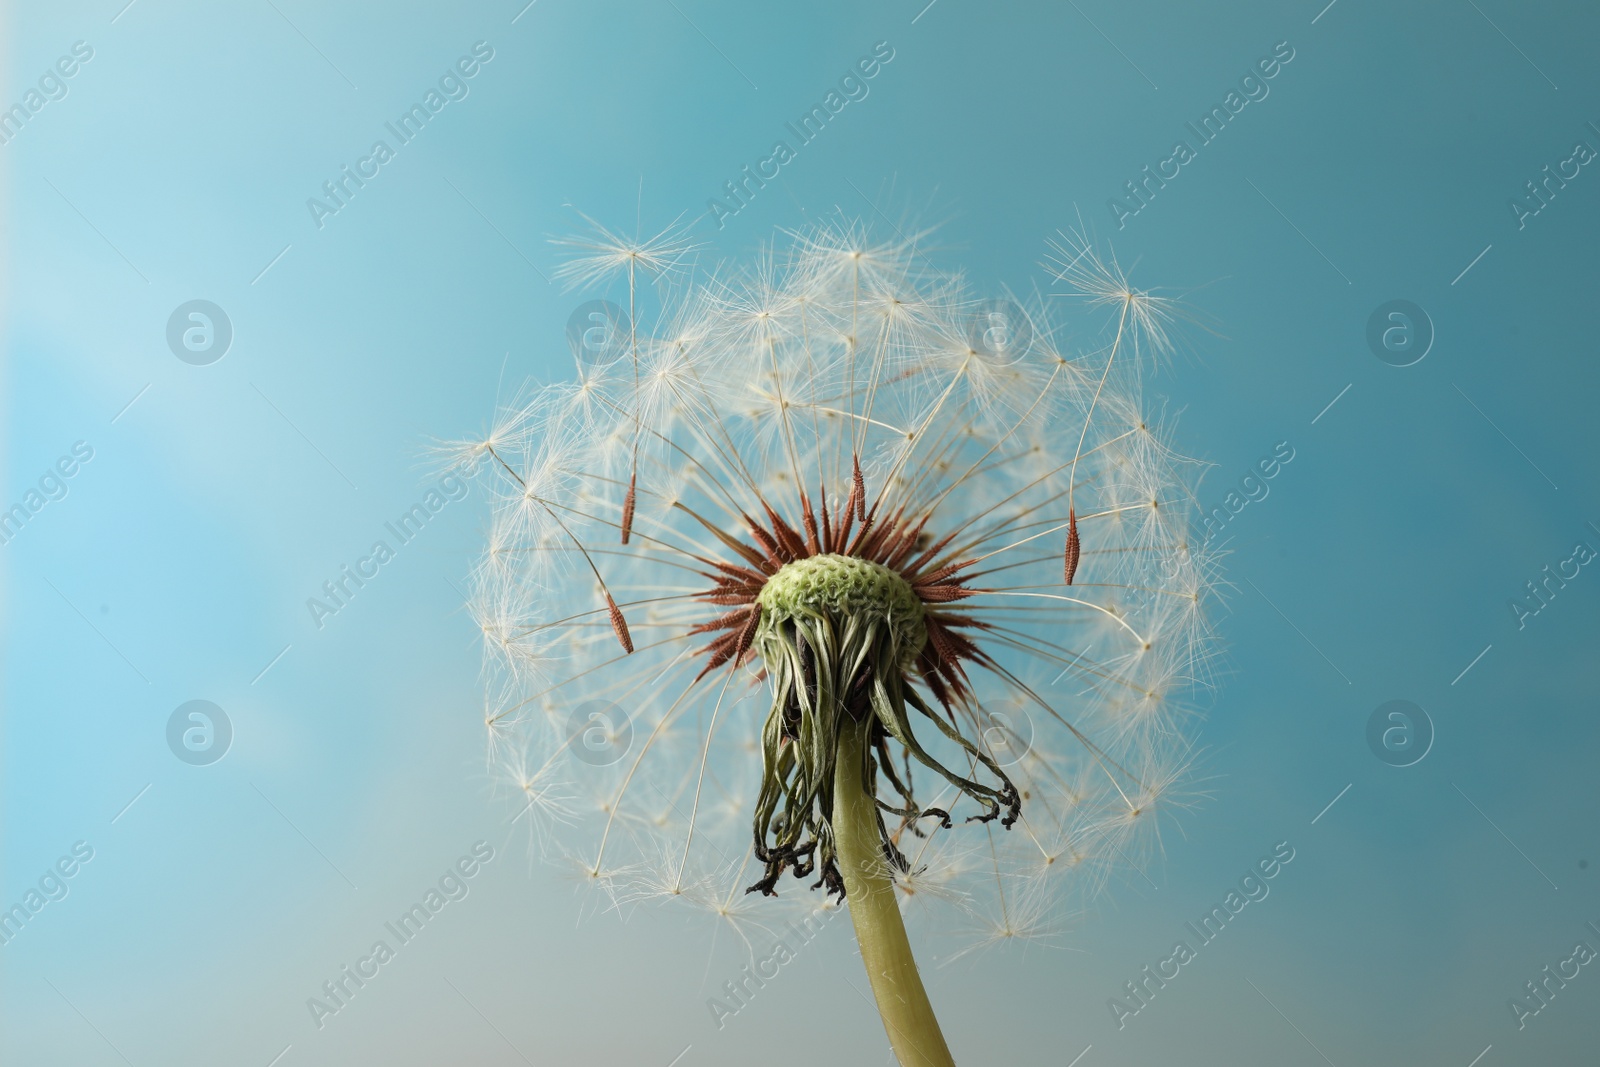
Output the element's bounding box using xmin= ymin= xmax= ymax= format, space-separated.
xmin=459 ymin=219 xmax=1216 ymax=1066
xmin=605 ymin=593 xmax=634 ymax=655
xmin=1063 ymin=505 xmax=1081 ymax=585
xmin=620 ymin=471 xmax=637 ymax=544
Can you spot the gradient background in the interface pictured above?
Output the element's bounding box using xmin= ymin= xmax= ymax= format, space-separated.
xmin=5 ymin=1 xmax=1599 ymax=1064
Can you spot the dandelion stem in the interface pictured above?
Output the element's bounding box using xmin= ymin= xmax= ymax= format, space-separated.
xmin=834 ymin=716 xmax=957 ymax=1067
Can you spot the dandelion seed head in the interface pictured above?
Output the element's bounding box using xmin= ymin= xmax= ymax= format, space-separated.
xmin=459 ymin=220 xmax=1217 ymax=948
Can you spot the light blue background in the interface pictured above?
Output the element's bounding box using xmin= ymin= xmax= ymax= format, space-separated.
xmin=5 ymin=1 xmax=1599 ymax=1064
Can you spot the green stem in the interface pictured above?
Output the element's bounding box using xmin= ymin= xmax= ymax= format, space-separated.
xmin=834 ymin=718 xmax=957 ymax=1067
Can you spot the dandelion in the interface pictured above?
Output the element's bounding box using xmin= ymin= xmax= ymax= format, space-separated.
xmin=459 ymin=217 xmax=1215 ymax=1065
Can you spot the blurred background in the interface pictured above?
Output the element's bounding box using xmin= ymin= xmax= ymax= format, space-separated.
xmin=4 ymin=1 xmax=1598 ymax=1064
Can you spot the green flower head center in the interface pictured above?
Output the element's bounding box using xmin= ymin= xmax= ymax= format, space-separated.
xmin=756 ymin=553 xmax=927 ymax=668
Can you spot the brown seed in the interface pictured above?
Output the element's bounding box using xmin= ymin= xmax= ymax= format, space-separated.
xmin=914 ymin=582 xmax=975 ymax=604
xmin=1063 ymin=506 xmax=1081 ymax=585
xmin=905 ymin=529 xmax=962 ymax=577
xmin=688 ymin=607 xmax=755 ymax=636
xmin=620 ymin=472 xmax=637 ymax=545
xmin=732 ymin=606 xmax=761 ymax=663
xmin=834 ymin=487 xmax=858 ymax=552
xmin=852 ymin=455 xmax=867 ymax=522
xmin=606 ymin=593 xmax=634 ymax=654
xmin=799 ymin=492 xmax=821 ymax=555
xmin=884 ymin=514 xmax=930 ymax=569
xmin=913 ymin=559 xmax=968 ymax=587
xmin=744 ymin=513 xmax=784 ymax=567
xmin=761 ymin=501 xmax=807 ymax=561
